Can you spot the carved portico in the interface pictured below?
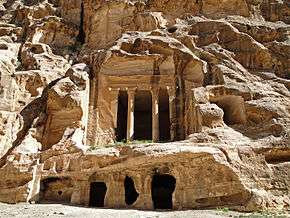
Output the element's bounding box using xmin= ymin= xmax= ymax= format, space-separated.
xmin=104 ymin=74 xmax=176 ymax=143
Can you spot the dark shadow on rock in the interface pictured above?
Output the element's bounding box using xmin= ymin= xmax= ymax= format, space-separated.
xmin=0 ymin=77 xmax=64 ymax=168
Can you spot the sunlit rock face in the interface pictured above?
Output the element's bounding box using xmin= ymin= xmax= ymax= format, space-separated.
xmin=0 ymin=0 xmax=289 ymax=212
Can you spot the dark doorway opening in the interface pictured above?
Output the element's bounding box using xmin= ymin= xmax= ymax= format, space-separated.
xmin=89 ymin=182 xmax=107 ymax=207
xmin=151 ymin=174 xmax=176 ymax=209
xmin=39 ymin=177 xmax=73 ymax=203
xmin=116 ymin=91 xmax=128 ymax=142
xmin=134 ymin=91 xmax=152 ymax=140
xmin=159 ymin=89 xmax=170 ymax=142
xmin=124 ymin=176 xmax=139 ymax=205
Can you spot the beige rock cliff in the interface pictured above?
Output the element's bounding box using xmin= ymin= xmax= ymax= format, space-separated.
xmin=0 ymin=0 xmax=289 ymax=212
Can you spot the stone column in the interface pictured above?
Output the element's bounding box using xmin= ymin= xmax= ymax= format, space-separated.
xmin=167 ymin=86 xmax=176 ymax=141
xmin=192 ymin=88 xmax=202 ymax=133
xmin=109 ymin=88 xmax=119 ymax=129
xmin=127 ymin=88 xmax=135 ymax=141
xmin=151 ymin=87 xmax=159 ymax=142
xmin=185 ymin=84 xmax=194 ymax=136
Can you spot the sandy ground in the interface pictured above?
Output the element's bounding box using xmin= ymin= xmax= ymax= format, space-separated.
xmin=0 ymin=203 xmax=235 ymax=218
xmin=0 ymin=203 xmax=289 ymax=218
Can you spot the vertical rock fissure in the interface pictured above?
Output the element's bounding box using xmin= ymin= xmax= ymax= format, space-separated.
xmin=77 ymin=2 xmax=86 ymax=44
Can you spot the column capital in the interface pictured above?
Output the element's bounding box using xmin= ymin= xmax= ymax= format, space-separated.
xmin=108 ymin=87 xmax=120 ymax=92
xmin=126 ymin=87 xmax=137 ymax=95
xmin=166 ymin=86 xmax=176 ymax=96
xmin=150 ymin=86 xmax=159 ymax=96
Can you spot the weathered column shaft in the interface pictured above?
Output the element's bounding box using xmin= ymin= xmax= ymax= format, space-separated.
xmin=127 ymin=89 xmax=135 ymax=141
xmin=110 ymin=89 xmax=119 ymax=129
xmin=167 ymin=87 xmax=176 ymax=141
xmin=185 ymin=86 xmax=194 ymax=136
xmin=192 ymin=89 xmax=202 ymax=133
xmin=151 ymin=88 xmax=159 ymax=142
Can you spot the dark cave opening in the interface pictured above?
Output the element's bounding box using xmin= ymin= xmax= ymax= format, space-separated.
xmin=151 ymin=174 xmax=176 ymax=209
xmin=124 ymin=176 xmax=139 ymax=206
xmin=89 ymin=182 xmax=107 ymax=207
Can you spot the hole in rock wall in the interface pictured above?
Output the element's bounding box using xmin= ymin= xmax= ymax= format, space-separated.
xmin=212 ymin=95 xmax=247 ymax=125
xmin=134 ymin=90 xmax=152 ymax=140
xmin=89 ymin=182 xmax=107 ymax=207
xmin=124 ymin=176 xmax=139 ymax=205
xmin=159 ymin=89 xmax=170 ymax=142
xmin=30 ymin=45 xmax=45 ymax=54
xmin=151 ymin=174 xmax=176 ymax=209
xmin=39 ymin=178 xmax=73 ymax=203
xmin=167 ymin=26 xmax=178 ymax=33
xmin=116 ymin=91 xmax=128 ymax=142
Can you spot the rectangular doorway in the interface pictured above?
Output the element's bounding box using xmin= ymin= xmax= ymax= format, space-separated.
xmin=116 ymin=91 xmax=128 ymax=142
xmin=89 ymin=182 xmax=107 ymax=207
xmin=134 ymin=90 xmax=152 ymax=140
xmin=159 ymin=89 xmax=170 ymax=141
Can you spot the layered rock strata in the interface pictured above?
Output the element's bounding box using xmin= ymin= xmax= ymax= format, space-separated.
xmin=0 ymin=0 xmax=289 ymax=212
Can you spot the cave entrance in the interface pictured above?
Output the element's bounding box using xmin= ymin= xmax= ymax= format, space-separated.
xmin=39 ymin=177 xmax=73 ymax=203
xmin=212 ymin=95 xmax=246 ymax=125
xmin=124 ymin=176 xmax=139 ymax=205
xmin=134 ymin=90 xmax=152 ymax=140
xmin=116 ymin=91 xmax=128 ymax=142
xmin=151 ymin=174 xmax=176 ymax=209
xmin=159 ymin=89 xmax=170 ymax=142
xmin=89 ymin=182 xmax=107 ymax=207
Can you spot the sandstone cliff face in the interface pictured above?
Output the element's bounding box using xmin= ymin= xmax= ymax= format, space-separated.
xmin=0 ymin=0 xmax=289 ymax=212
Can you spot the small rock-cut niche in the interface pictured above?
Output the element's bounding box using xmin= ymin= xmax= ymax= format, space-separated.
xmin=124 ymin=176 xmax=139 ymax=206
xmin=89 ymin=182 xmax=107 ymax=207
xmin=151 ymin=174 xmax=176 ymax=209
xmin=212 ymin=95 xmax=247 ymax=125
xmin=39 ymin=177 xmax=73 ymax=203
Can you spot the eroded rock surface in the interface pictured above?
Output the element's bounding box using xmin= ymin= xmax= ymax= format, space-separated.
xmin=0 ymin=0 xmax=289 ymax=213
